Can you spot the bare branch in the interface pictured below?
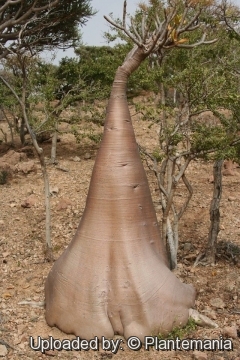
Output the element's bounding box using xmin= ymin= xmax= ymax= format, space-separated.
xmin=146 ymin=7 xmax=178 ymax=55
xmin=178 ymin=6 xmax=188 ymax=28
xmin=174 ymin=155 xmax=191 ymax=184
xmin=155 ymin=14 xmax=161 ymax=27
xmin=105 ymin=1 xmax=217 ymax=63
xmin=177 ymin=171 xmax=193 ymax=220
xmin=176 ymin=33 xmax=217 ymax=48
xmin=131 ymin=17 xmax=142 ymax=43
xmin=33 ymin=0 xmax=59 ymax=12
xmin=141 ymin=11 xmax=147 ymax=41
xmin=178 ymin=8 xmax=201 ymax=35
xmin=123 ymin=0 xmax=127 ymax=28
xmin=104 ymin=15 xmax=143 ymax=47
xmin=0 ymin=0 xmax=21 ymax=14
xmin=0 ymin=0 xmax=58 ymax=31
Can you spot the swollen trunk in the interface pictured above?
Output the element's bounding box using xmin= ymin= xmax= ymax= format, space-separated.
xmin=45 ymin=48 xmax=195 ymax=340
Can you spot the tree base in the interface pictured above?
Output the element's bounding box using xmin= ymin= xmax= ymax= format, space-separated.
xmin=45 ymin=238 xmax=195 ymax=341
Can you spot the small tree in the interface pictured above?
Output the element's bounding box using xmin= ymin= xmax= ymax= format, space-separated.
xmin=0 ymin=73 xmax=18 ymax=145
xmin=0 ymin=53 xmax=54 ymax=259
xmin=0 ymin=0 xmax=95 ymax=58
xmin=0 ymin=0 xmax=95 ymax=260
xmin=136 ymin=18 xmax=240 ymax=268
xmin=45 ymin=0 xmax=216 ymax=340
xmin=35 ymin=54 xmax=113 ymax=162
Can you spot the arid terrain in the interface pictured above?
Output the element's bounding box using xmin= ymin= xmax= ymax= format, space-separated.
xmin=0 ymin=107 xmax=240 ymax=360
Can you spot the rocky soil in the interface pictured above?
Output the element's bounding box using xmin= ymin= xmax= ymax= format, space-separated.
xmin=0 ymin=112 xmax=240 ymax=360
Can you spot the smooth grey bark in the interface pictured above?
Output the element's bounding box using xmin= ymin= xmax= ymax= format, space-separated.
xmin=51 ymin=122 xmax=58 ymax=164
xmin=0 ymin=105 xmax=14 ymax=145
xmin=205 ymin=159 xmax=224 ymax=264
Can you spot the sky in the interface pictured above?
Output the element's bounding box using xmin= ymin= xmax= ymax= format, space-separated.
xmin=48 ymin=0 xmax=139 ymax=63
xmin=48 ymin=0 xmax=240 ymax=64
xmin=82 ymin=0 xmax=139 ymax=46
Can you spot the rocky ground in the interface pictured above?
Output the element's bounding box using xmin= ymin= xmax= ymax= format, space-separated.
xmin=0 ymin=112 xmax=240 ymax=360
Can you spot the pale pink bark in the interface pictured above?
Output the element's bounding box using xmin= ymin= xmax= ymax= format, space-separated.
xmin=45 ymin=48 xmax=195 ymax=340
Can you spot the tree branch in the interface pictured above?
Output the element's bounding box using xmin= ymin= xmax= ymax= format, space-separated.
xmin=104 ymin=14 xmax=143 ymax=48
xmin=0 ymin=74 xmax=43 ymax=154
xmin=176 ymin=33 xmax=217 ymax=48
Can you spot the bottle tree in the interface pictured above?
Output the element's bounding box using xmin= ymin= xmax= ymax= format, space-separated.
xmin=45 ymin=0 xmax=216 ymax=340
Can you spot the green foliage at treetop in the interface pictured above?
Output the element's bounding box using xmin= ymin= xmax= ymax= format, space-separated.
xmin=60 ymin=44 xmax=159 ymax=100
xmin=0 ymin=0 xmax=96 ymax=57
